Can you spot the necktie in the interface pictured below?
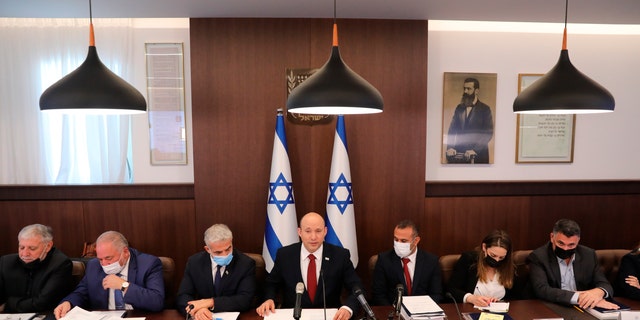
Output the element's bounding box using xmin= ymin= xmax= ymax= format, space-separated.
xmin=402 ymin=258 xmax=412 ymax=296
xmin=307 ymin=254 xmax=317 ymax=303
xmin=114 ymin=273 xmax=125 ymax=310
xmin=214 ymin=265 xmax=223 ymax=296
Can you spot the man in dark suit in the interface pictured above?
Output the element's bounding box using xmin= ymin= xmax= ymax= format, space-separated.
xmin=176 ymin=224 xmax=256 ymax=320
xmin=256 ymin=212 xmax=363 ymax=320
xmin=372 ymin=220 xmax=443 ymax=305
xmin=527 ymin=219 xmax=618 ymax=310
xmin=0 ymin=224 xmax=73 ymax=313
xmin=54 ymin=231 xmax=164 ymax=319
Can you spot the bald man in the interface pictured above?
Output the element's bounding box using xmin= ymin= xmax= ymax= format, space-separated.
xmin=256 ymin=212 xmax=363 ymax=320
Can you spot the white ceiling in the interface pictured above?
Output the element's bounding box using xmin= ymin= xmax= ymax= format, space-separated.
xmin=2 ymin=0 xmax=640 ymax=25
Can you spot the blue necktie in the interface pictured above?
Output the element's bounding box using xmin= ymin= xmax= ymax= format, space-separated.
xmin=115 ymin=274 xmax=125 ymax=310
xmin=214 ymin=265 xmax=222 ymax=296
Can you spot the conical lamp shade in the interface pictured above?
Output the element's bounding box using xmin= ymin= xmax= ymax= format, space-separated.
xmin=286 ymin=46 xmax=383 ymax=115
xmin=40 ymin=46 xmax=146 ymax=114
xmin=513 ymin=50 xmax=614 ymax=114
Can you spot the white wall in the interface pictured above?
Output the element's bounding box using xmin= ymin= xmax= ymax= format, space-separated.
xmin=426 ymin=21 xmax=640 ymax=181
xmin=130 ymin=18 xmax=194 ymax=183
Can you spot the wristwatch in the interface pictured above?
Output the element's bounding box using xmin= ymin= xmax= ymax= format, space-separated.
xmin=121 ymin=281 xmax=129 ymax=291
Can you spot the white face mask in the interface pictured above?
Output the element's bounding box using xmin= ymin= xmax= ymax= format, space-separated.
xmin=102 ymin=259 xmax=124 ymax=275
xmin=394 ymin=241 xmax=412 ymax=258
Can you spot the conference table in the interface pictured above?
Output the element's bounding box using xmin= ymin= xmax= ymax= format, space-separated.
xmin=127 ymin=297 xmax=640 ymax=320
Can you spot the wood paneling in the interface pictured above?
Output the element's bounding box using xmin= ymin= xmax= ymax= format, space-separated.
xmin=190 ymin=18 xmax=429 ymax=275
xmin=425 ymin=192 xmax=640 ymax=257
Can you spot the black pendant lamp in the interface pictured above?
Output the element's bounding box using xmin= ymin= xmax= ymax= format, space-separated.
xmin=286 ymin=0 xmax=383 ymax=115
xmin=39 ymin=0 xmax=146 ymax=114
xmin=513 ymin=0 xmax=614 ymax=114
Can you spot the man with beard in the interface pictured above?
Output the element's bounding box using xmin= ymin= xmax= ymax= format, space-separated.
xmin=527 ymin=219 xmax=619 ymax=310
xmin=0 ymin=224 xmax=73 ymax=313
xmin=446 ymin=78 xmax=494 ymax=163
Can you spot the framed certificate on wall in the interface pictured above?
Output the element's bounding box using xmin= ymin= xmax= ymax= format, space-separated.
xmin=516 ymin=74 xmax=575 ymax=163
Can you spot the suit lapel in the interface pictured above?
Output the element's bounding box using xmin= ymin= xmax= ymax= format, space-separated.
xmin=547 ymin=244 xmax=562 ymax=287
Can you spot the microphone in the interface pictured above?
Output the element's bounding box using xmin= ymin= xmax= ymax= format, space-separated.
xmin=320 ymin=270 xmax=327 ymax=320
xmin=446 ymin=292 xmax=463 ymax=320
xmin=294 ymin=282 xmax=304 ymax=320
xmin=353 ymin=286 xmax=376 ymax=320
xmin=394 ymin=284 xmax=404 ymax=315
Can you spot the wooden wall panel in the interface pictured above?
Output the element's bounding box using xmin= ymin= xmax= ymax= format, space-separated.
xmin=0 ymin=201 xmax=85 ymax=257
xmin=82 ymin=200 xmax=197 ymax=295
xmin=424 ymin=193 xmax=640 ymax=258
xmin=190 ymin=18 xmax=429 ymax=277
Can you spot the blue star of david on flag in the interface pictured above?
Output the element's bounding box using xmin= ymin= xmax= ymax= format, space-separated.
xmin=328 ymin=173 xmax=353 ymax=214
xmin=268 ymin=173 xmax=294 ymax=213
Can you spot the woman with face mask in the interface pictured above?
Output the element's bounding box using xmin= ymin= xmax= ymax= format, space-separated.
xmin=447 ymin=230 xmax=517 ymax=307
xmin=615 ymin=242 xmax=640 ymax=300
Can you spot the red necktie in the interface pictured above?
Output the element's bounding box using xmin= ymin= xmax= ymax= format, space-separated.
xmin=307 ymin=254 xmax=317 ymax=303
xmin=402 ymin=258 xmax=412 ymax=295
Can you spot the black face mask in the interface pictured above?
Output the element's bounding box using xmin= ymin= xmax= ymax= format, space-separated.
xmin=554 ymin=246 xmax=576 ymax=260
xmin=484 ymin=256 xmax=504 ymax=268
xmin=20 ymin=258 xmax=44 ymax=270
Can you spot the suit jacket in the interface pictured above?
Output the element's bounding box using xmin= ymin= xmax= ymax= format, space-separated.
xmin=264 ymin=242 xmax=363 ymax=314
xmin=527 ymin=242 xmax=613 ymax=305
xmin=0 ymin=247 xmax=73 ymax=313
xmin=615 ymin=251 xmax=640 ymax=300
xmin=61 ymin=248 xmax=165 ymax=312
xmin=372 ymin=249 xmax=443 ymax=305
xmin=446 ymin=100 xmax=493 ymax=163
xmin=176 ymin=249 xmax=256 ymax=314
xmin=447 ymin=251 xmax=521 ymax=303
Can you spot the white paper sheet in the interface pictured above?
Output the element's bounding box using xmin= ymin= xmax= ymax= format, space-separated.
xmin=263 ymin=308 xmax=338 ymax=320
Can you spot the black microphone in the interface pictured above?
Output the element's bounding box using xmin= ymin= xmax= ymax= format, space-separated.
xmin=394 ymin=283 xmax=404 ymax=315
xmin=294 ymin=282 xmax=304 ymax=320
xmin=354 ymin=286 xmax=376 ymax=320
xmin=320 ymin=270 xmax=327 ymax=320
xmin=446 ymin=292 xmax=463 ymax=320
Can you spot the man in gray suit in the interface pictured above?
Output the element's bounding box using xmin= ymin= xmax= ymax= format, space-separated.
xmin=527 ymin=219 xmax=618 ymax=310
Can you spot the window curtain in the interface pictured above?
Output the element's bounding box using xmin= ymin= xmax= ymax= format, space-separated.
xmin=0 ymin=18 xmax=136 ymax=184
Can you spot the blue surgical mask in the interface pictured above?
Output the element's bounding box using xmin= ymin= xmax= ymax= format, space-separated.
xmin=211 ymin=253 xmax=233 ymax=266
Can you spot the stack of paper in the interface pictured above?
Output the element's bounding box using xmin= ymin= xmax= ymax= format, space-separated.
xmin=0 ymin=313 xmax=36 ymax=320
xmin=583 ymin=299 xmax=631 ymax=320
xmin=60 ymin=307 xmax=129 ymax=320
xmin=474 ymin=302 xmax=510 ymax=313
xmin=400 ymin=295 xmax=445 ymax=320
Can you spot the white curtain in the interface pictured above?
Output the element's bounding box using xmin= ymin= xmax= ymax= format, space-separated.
xmin=0 ymin=18 xmax=136 ymax=184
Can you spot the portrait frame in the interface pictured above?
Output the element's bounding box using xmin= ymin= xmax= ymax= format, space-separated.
xmin=441 ymin=72 xmax=497 ymax=164
xmin=146 ymin=42 xmax=188 ymax=165
xmin=516 ymin=74 xmax=576 ymax=163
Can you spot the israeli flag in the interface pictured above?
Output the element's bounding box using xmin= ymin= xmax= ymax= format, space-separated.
xmin=325 ymin=115 xmax=358 ymax=267
xmin=262 ymin=111 xmax=298 ymax=272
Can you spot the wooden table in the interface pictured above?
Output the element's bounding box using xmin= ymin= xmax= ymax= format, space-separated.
xmin=124 ymin=298 xmax=640 ymax=320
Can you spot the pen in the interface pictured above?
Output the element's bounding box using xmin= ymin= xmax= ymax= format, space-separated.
xmin=573 ymin=305 xmax=584 ymax=313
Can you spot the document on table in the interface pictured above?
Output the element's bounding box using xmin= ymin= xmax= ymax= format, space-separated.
xmin=60 ymin=307 xmax=129 ymax=320
xmin=0 ymin=314 xmax=37 ymax=320
xmin=475 ymin=302 xmax=510 ymax=313
xmin=401 ymin=295 xmax=445 ymax=316
xmin=263 ymin=308 xmax=338 ymax=320
xmin=212 ymin=311 xmax=240 ymax=320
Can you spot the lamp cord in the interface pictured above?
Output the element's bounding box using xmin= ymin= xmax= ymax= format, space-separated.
xmin=562 ymin=0 xmax=568 ymax=50
xmin=88 ymin=0 xmax=95 ymax=46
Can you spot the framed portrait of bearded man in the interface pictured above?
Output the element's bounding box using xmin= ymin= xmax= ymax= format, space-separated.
xmin=441 ymin=72 xmax=497 ymax=164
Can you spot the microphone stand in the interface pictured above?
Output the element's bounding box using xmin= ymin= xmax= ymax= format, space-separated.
xmin=446 ymin=292 xmax=463 ymax=320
